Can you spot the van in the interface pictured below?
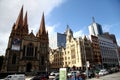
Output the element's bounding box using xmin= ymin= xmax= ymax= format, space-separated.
xmin=4 ymin=74 xmax=25 ymax=80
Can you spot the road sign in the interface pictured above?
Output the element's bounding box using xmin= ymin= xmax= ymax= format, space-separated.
xmin=59 ymin=68 xmax=67 ymax=80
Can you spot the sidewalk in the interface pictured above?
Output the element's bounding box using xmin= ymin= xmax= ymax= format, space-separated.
xmin=87 ymin=78 xmax=103 ymax=80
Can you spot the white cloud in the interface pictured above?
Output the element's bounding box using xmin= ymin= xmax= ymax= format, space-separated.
xmin=102 ymin=23 xmax=120 ymax=32
xmin=102 ymin=23 xmax=120 ymax=46
xmin=102 ymin=24 xmax=113 ymax=32
xmin=0 ymin=0 xmax=65 ymax=55
xmin=46 ymin=24 xmax=58 ymax=34
xmin=73 ymin=29 xmax=85 ymax=38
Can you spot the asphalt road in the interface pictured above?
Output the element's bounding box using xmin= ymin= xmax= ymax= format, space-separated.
xmin=88 ymin=72 xmax=120 ymax=80
xmin=25 ymin=72 xmax=120 ymax=80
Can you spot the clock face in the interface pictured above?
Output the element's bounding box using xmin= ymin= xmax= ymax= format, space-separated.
xmin=11 ymin=38 xmax=21 ymax=50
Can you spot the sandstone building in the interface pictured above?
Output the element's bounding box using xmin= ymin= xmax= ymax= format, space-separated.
xmin=49 ymin=26 xmax=93 ymax=70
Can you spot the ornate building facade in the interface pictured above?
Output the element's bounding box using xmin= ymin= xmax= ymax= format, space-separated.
xmin=49 ymin=26 xmax=93 ymax=70
xmin=89 ymin=35 xmax=102 ymax=67
xmin=1 ymin=7 xmax=49 ymax=73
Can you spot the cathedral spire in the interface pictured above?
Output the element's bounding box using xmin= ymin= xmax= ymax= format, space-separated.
xmin=23 ymin=12 xmax=28 ymax=33
xmin=39 ymin=13 xmax=46 ymax=34
xmin=37 ymin=13 xmax=46 ymax=37
xmin=23 ymin=12 xmax=28 ymax=26
xmin=15 ymin=6 xmax=23 ymax=30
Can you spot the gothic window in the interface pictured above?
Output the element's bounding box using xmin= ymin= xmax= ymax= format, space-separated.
xmin=26 ymin=43 xmax=34 ymax=56
xmin=12 ymin=54 xmax=16 ymax=64
xmin=35 ymin=47 xmax=37 ymax=56
xmin=23 ymin=45 xmax=25 ymax=56
xmin=41 ymin=56 xmax=44 ymax=65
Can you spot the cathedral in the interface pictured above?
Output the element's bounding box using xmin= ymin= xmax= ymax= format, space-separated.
xmin=1 ymin=6 xmax=49 ymax=73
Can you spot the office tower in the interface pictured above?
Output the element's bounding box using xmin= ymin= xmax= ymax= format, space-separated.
xmin=49 ymin=32 xmax=66 ymax=49
xmin=88 ymin=17 xmax=103 ymax=36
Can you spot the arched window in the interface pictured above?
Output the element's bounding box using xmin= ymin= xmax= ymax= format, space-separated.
xmin=26 ymin=43 xmax=34 ymax=56
xmin=41 ymin=56 xmax=44 ymax=65
xmin=12 ymin=54 xmax=16 ymax=64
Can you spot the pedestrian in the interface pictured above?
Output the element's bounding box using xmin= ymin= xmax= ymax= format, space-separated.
xmin=76 ymin=73 xmax=83 ymax=80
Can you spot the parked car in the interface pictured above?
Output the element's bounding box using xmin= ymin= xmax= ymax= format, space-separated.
xmin=99 ymin=69 xmax=108 ymax=76
xmin=50 ymin=71 xmax=59 ymax=76
xmin=4 ymin=74 xmax=25 ymax=80
xmin=53 ymin=75 xmax=59 ymax=80
xmin=49 ymin=71 xmax=59 ymax=79
xmin=30 ymin=74 xmax=47 ymax=80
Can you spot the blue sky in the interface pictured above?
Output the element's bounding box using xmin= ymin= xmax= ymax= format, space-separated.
xmin=0 ymin=0 xmax=120 ymax=55
xmin=46 ymin=0 xmax=120 ymax=36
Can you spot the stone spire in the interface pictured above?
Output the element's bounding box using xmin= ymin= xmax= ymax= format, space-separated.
xmin=23 ymin=12 xmax=28 ymax=34
xmin=65 ymin=25 xmax=73 ymax=36
xmin=15 ymin=6 xmax=23 ymax=30
xmin=39 ymin=13 xmax=46 ymax=34
xmin=36 ymin=13 xmax=46 ymax=37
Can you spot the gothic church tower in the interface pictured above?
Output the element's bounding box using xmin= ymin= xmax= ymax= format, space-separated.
xmin=1 ymin=7 xmax=49 ymax=73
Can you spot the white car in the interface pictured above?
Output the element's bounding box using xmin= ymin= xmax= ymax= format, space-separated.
xmin=4 ymin=74 xmax=25 ymax=80
xmin=50 ymin=71 xmax=59 ymax=76
xmin=99 ymin=69 xmax=108 ymax=76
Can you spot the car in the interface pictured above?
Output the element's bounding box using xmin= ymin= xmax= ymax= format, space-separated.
xmin=50 ymin=71 xmax=59 ymax=76
xmin=99 ymin=69 xmax=108 ymax=76
xmin=30 ymin=75 xmax=47 ymax=80
xmin=53 ymin=75 xmax=59 ymax=80
xmin=4 ymin=74 xmax=25 ymax=80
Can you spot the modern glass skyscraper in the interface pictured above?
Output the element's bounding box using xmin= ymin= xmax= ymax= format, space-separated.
xmin=49 ymin=32 xmax=66 ymax=49
xmin=88 ymin=17 xmax=103 ymax=36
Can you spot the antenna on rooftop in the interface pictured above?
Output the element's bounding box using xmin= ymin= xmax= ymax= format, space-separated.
xmin=92 ymin=16 xmax=95 ymax=23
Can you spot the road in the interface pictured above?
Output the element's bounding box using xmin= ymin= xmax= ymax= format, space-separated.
xmin=25 ymin=72 xmax=120 ymax=80
xmin=88 ymin=72 xmax=120 ymax=80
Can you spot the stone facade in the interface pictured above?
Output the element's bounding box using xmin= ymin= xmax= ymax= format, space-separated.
xmin=1 ymin=7 xmax=49 ymax=73
xmin=49 ymin=26 xmax=93 ymax=70
xmin=89 ymin=35 xmax=102 ymax=67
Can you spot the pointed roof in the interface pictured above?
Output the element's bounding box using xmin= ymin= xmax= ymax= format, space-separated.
xmin=15 ymin=6 xmax=23 ymax=30
xmin=23 ymin=12 xmax=28 ymax=33
xmin=39 ymin=13 xmax=46 ymax=34
xmin=65 ymin=25 xmax=73 ymax=36
xmin=23 ymin=12 xmax=28 ymax=26
xmin=29 ymin=30 xmax=35 ymax=37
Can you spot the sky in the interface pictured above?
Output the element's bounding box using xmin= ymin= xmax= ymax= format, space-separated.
xmin=0 ymin=0 xmax=120 ymax=55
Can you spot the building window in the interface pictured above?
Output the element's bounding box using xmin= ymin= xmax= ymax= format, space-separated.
xmin=23 ymin=45 xmax=25 ymax=56
xmin=12 ymin=54 xmax=16 ymax=64
xmin=41 ymin=56 xmax=44 ymax=65
xmin=35 ymin=47 xmax=37 ymax=56
xmin=26 ymin=43 xmax=34 ymax=56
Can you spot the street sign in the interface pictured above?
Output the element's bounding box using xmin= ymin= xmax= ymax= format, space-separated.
xmin=59 ymin=68 xmax=67 ymax=80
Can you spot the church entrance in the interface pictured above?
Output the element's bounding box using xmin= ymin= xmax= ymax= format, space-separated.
xmin=26 ymin=63 xmax=32 ymax=72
